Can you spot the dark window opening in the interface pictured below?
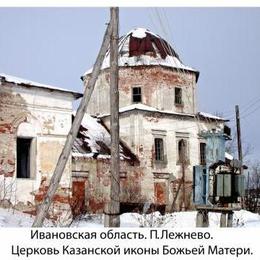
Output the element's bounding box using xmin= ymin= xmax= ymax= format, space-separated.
xmin=175 ymin=87 xmax=182 ymax=105
xmin=178 ymin=139 xmax=187 ymax=163
xmin=224 ymin=125 xmax=231 ymax=137
xmin=17 ymin=138 xmax=31 ymax=178
xmin=216 ymin=148 xmax=219 ymax=159
xmin=154 ymin=138 xmax=164 ymax=161
xmin=200 ymin=143 xmax=206 ymax=165
xmin=202 ymin=168 xmax=207 ymax=202
xmin=132 ymin=87 xmax=142 ymax=103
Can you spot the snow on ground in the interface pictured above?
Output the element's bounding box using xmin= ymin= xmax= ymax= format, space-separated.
xmin=1 ymin=207 xmax=259 ymax=228
xmin=71 ymin=210 xmax=260 ymax=228
xmin=0 ymin=208 xmax=53 ymax=227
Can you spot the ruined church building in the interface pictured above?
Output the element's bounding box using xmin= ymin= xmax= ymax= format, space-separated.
xmin=74 ymin=28 xmax=228 ymax=214
xmin=0 ymin=28 xmax=228 ymax=218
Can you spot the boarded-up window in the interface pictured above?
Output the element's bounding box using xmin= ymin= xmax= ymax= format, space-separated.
xmin=175 ymin=87 xmax=182 ymax=105
xmin=154 ymin=138 xmax=164 ymax=161
xmin=72 ymin=180 xmax=86 ymax=216
xmin=200 ymin=143 xmax=206 ymax=165
xmin=132 ymin=87 xmax=142 ymax=103
xmin=154 ymin=182 xmax=166 ymax=205
xmin=17 ymin=138 xmax=31 ymax=178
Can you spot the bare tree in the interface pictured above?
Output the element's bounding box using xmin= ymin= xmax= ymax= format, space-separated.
xmin=225 ymin=127 xmax=252 ymax=165
xmin=245 ymin=161 xmax=260 ymax=213
xmin=0 ymin=176 xmax=16 ymax=208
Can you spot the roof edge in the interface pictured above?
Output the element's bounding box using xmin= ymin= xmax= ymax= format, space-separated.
xmin=97 ymin=107 xmax=228 ymax=122
xmin=0 ymin=73 xmax=83 ymax=100
xmin=81 ymin=64 xmax=199 ymax=82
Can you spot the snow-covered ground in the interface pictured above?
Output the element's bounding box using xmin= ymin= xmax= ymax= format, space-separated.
xmin=0 ymin=208 xmax=53 ymax=227
xmin=0 ymin=207 xmax=260 ymax=228
xmin=71 ymin=210 xmax=260 ymax=228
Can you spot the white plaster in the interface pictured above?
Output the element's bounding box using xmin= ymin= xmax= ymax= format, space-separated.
xmin=17 ymin=122 xmax=36 ymax=137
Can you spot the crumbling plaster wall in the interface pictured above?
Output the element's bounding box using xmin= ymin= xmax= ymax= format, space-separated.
xmin=85 ymin=65 xmax=223 ymax=211
xmin=102 ymin=111 xmax=224 ymax=211
xmin=0 ymin=82 xmax=74 ymax=212
xmin=72 ymin=157 xmax=145 ymax=214
xmin=87 ymin=66 xmax=197 ymax=115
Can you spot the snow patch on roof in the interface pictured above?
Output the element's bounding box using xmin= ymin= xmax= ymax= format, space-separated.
xmin=119 ymin=103 xmax=159 ymax=113
xmin=99 ymin=104 xmax=195 ymax=118
xmin=225 ymin=152 xmax=234 ymax=161
xmin=80 ymin=113 xmax=110 ymax=153
xmin=83 ymin=28 xmax=197 ymax=76
xmin=129 ymin=27 xmax=159 ymax=38
xmin=131 ymin=27 xmax=147 ymax=38
xmin=198 ymin=112 xmax=226 ymax=121
xmin=0 ymin=73 xmax=82 ymax=97
xmin=72 ymin=152 xmax=111 ymax=160
xmin=73 ymin=113 xmax=135 ymax=161
xmin=98 ymin=105 xmax=228 ymax=123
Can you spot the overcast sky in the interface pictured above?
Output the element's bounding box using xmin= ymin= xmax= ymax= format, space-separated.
xmin=0 ymin=7 xmax=259 ymax=162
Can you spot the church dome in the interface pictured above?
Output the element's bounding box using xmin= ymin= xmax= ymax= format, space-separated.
xmin=84 ymin=27 xmax=198 ymax=77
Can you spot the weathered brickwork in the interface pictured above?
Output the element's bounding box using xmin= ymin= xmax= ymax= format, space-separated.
xmin=71 ymin=156 xmax=146 ymax=214
xmin=0 ymin=78 xmax=80 ymax=223
xmin=84 ymin=64 xmax=224 ymax=212
xmin=0 ymin=88 xmax=28 ymax=178
xmin=87 ymin=66 xmax=197 ymax=116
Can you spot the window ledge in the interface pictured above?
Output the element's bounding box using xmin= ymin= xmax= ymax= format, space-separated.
xmin=16 ymin=178 xmax=35 ymax=181
xmin=175 ymin=103 xmax=184 ymax=107
xmin=154 ymin=160 xmax=168 ymax=165
xmin=176 ymin=160 xmax=190 ymax=165
xmin=153 ymin=172 xmax=170 ymax=179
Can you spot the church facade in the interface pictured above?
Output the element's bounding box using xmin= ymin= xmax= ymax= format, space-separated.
xmin=75 ymin=28 xmax=228 ymax=213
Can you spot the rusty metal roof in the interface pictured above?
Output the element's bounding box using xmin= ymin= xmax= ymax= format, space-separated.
xmin=72 ymin=113 xmax=139 ymax=165
xmin=83 ymin=28 xmax=199 ymax=79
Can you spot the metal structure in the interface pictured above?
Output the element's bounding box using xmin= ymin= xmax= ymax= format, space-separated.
xmin=193 ymin=126 xmax=246 ymax=227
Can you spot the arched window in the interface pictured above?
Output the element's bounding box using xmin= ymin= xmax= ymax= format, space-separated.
xmin=152 ymin=129 xmax=167 ymax=165
xmin=175 ymin=87 xmax=182 ymax=105
xmin=154 ymin=138 xmax=164 ymax=161
xmin=200 ymin=143 xmax=206 ymax=165
xmin=178 ymin=139 xmax=188 ymax=163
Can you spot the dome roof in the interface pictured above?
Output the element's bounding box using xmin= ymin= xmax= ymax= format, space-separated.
xmin=83 ymin=28 xmax=198 ymax=78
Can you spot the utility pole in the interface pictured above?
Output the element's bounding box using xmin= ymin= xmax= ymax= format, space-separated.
xmin=104 ymin=7 xmax=120 ymax=227
xmin=181 ymin=140 xmax=186 ymax=211
xmin=170 ymin=180 xmax=182 ymax=212
xmin=32 ymin=19 xmax=113 ymax=227
xmin=235 ymin=105 xmax=243 ymax=174
xmin=236 ymin=105 xmax=244 ymax=208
